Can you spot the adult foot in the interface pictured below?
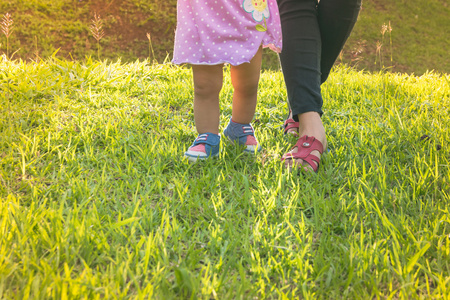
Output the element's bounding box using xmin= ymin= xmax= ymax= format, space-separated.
xmin=282 ymin=112 xmax=327 ymax=172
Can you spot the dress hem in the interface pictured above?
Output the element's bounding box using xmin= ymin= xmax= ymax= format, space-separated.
xmin=172 ymin=43 xmax=281 ymax=66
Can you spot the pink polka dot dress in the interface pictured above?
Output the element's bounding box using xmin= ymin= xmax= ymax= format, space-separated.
xmin=173 ymin=0 xmax=282 ymax=66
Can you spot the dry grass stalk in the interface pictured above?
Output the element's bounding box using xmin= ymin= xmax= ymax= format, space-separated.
xmin=375 ymin=21 xmax=394 ymax=69
xmin=33 ymin=35 xmax=40 ymax=62
xmin=350 ymin=40 xmax=365 ymax=66
xmin=387 ymin=21 xmax=393 ymax=63
xmin=1 ymin=13 xmax=13 ymax=38
xmin=146 ymin=32 xmax=157 ymax=64
xmin=1 ymin=13 xmax=14 ymax=58
xmin=381 ymin=24 xmax=388 ymax=36
xmin=90 ymin=12 xmax=105 ymax=60
xmin=375 ymin=40 xmax=383 ymax=69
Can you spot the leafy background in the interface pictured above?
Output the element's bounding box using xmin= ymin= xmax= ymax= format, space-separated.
xmin=0 ymin=0 xmax=449 ymax=74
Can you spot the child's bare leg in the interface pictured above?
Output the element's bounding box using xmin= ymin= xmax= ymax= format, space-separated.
xmin=230 ymin=47 xmax=263 ymax=123
xmin=192 ymin=64 xmax=224 ymax=134
xmin=224 ymin=48 xmax=263 ymax=153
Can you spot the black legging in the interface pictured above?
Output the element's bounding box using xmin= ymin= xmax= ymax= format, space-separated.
xmin=277 ymin=0 xmax=362 ymax=117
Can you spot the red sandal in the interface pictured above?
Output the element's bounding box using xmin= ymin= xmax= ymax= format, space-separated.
xmin=283 ymin=118 xmax=299 ymax=137
xmin=281 ymin=135 xmax=324 ymax=172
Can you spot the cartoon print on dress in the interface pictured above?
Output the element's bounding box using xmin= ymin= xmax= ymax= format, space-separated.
xmin=243 ymin=0 xmax=270 ymax=31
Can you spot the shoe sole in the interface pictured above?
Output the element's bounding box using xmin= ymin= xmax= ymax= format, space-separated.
xmin=184 ymin=152 xmax=220 ymax=163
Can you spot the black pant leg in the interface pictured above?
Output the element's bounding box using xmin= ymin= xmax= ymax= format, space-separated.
xmin=318 ymin=0 xmax=362 ymax=83
xmin=277 ymin=0 xmax=323 ymax=117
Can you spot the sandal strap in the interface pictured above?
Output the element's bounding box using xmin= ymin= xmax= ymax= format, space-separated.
xmin=293 ymin=135 xmax=323 ymax=155
xmin=282 ymin=135 xmax=324 ymax=172
xmin=284 ymin=118 xmax=299 ymax=134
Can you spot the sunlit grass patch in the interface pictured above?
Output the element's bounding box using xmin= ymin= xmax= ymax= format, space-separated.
xmin=0 ymin=59 xmax=449 ymax=299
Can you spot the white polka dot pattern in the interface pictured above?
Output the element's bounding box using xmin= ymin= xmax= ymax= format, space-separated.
xmin=173 ymin=0 xmax=282 ymax=66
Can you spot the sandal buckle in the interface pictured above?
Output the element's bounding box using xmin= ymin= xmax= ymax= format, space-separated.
xmin=302 ymin=142 xmax=310 ymax=147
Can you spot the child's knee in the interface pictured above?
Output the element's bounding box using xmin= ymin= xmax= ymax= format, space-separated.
xmin=233 ymin=80 xmax=259 ymax=97
xmin=194 ymin=77 xmax=223 ymax=97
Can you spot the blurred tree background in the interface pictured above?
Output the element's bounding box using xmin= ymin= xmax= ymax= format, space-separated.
xmin=0 ymin=0 xmax=449 ymax=74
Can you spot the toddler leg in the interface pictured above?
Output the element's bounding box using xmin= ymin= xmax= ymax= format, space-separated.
xmin=192 ymin=64 xmax=224 ymax=134
xmin=185 ymin=64 xmax=224 ymax=162
xmin=223 ymin=48 xmax=263 ymax=153
xmin=230 ymin=47 xmax=263 ymax=124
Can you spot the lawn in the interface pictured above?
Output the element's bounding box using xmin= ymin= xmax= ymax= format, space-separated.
xmin=0 ymin=57 xmax=449 ymax=299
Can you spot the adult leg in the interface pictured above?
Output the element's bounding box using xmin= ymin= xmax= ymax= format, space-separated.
xmin=319 ymin=0 xmax=362 ymax=83
xmin=278 ymin=0 xmax=326 ymax=170
xmin=278 ymin=0 xmax=323 ymax=118
xmin=282 ymin=0 xmax=361 ymax=133
xmin=192 ymin=64 xmax=224 ymax=135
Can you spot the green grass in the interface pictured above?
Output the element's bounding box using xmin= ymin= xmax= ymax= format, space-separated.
xmin=0 ymin=56 xmax=449 ymax=299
